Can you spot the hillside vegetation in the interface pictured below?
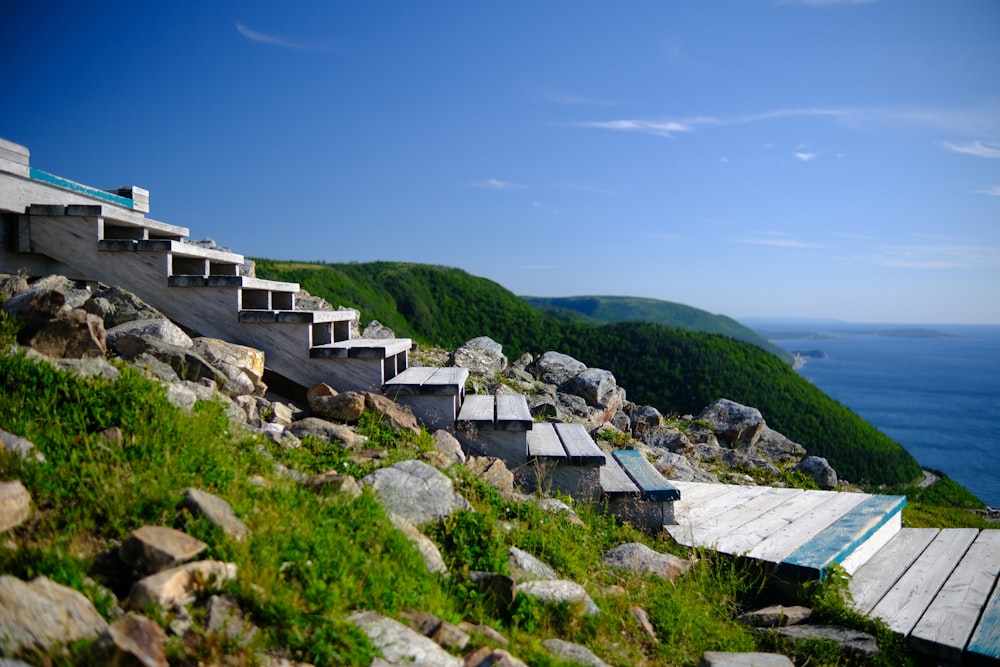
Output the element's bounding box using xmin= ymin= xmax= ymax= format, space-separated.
xmin=254 ymin=260 xmax=922 ymax=487
xmin=524 ymin=296 xmax=793 ymax=363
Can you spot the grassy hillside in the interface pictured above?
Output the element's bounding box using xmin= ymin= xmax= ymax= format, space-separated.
xmin=524 ymin=296 xmax=793 ymax=363
xmin=254 ymin=260 xmax=922 ymax=486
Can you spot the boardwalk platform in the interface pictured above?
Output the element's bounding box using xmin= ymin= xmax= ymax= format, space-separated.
xmin=667 ymin=481 xmax=1000 ymax=663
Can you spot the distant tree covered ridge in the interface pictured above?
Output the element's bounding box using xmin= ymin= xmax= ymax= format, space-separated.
xmin=254 ymin=259 xmax=922 ymax=485
xmin=524 ymin=295 xmax=793 ymax=363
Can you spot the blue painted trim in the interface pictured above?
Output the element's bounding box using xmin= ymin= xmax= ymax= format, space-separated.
xmin=30 ymin=167 xmax=134 ymax=209
xmin=612 ymin=449 xmax=681 ymax=501
xmin=967 ymin=578 xmax=1000 ymax=660
xmin=782 ymin=494 xmax=906 ymax=577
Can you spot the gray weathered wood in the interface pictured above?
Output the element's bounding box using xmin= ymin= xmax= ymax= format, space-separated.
xmin=526 ymin=423 xmax=566 ymax=460
xmin=724 ymin=491 xmax=846 ymax=560
xmin=910 ymin=529 xmax=1000 ymax=660
xmin=689 ymin=487 xmax=801 ymax=548
xmin=849 ymin=528 xmax=939 ymax=615
xmin=553 ymin=423 xmax=604 ymax=465
xmin=868 ymin=528 xmax=979 ymax=636
xmin=968 ymin=562 xmax=1000 ymax=663
xmin=612 ymin=449 xmax=679 ymax=501
xmin=457 ymin=395 xmax=495 ymax=425
xmin=599 ymin=451 xmax=640 ymax=495
xmin=495 ymin=394 xmax=532 ymax=430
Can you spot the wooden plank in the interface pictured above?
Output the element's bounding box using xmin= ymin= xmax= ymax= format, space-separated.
xmin=668 ymin=485 xmax=775 ymax=547
xmin=612 ymin=449 xmax=680 ymax=501
xmin=553 ymin=423 xmax=605 ymax=465
xmin=782 ymin=495 xmax=906 ymax=577
xmin=850 ymin=528 xmax=939 ymax=614
xmin=744 ymin=491 xmax=869 ymax=564
xmin=911 ymin=529 xmax=1000 ymax=661
xmin=868 ymin=528 xmax=979 ymax=636
xmin=692 ymin=487 xmax=802 ymax=548
xmin=457 ymin=394 xmax=495 ymax=425
xmin=967 ymin=555 xmax=1000 ymax=663
xmin=495 ymin=394 xmax=532 ymax=430
xmin=722 ymin=490 xmax=849 ymax=560
xmin=599 ymin=451 xmax=640 ymax=495
xmin=526 ymin=423 xmax=566 ymax=460
xmin=384 ymin=366 xmax=437 ymax=392
xmin=424 ymin=367 xmax=469 ymax=388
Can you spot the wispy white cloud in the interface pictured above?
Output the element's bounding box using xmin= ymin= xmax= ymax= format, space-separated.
xmin=794 ymin=152 xmax=817 ymax=162
xmin=976 ymin=185 xmax=1000 ymax=196
xmin=465 ymin=178 xmax=524 ymax=190
xmin=863 ymin=243 xmax=1000 ymax=269
xmin=940 ymin=140 xmax=1000 ymax=159
xmin=736 ymin=232 xmax=820 ymax=248
xmin=575 ymin=119 xmax=696 ymax=138
xmin=235 ymin=23 xmax=330 ymax=53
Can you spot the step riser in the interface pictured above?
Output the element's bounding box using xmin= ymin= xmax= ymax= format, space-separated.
xmin=518 ymin=462 xmax=602 ymax=502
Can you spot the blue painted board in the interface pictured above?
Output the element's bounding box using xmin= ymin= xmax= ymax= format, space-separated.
xmin=967 ymin=571 xmax=1000 ymax=662
xmin=782 ymin=494 xmax=906 ymax=576
xmin=612 ymin=449 xmax=680 ymax=502
xmin=30 ymin=167 xmax=134 ymax=208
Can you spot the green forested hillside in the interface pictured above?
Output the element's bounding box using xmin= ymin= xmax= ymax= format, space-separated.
xmin=254 ymin=260 xmax=922 ymax=486
xmin=524 ymin=295 xmax=793 ymax=362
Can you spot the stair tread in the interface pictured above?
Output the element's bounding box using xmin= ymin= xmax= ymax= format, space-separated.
xmin=599 ymin=451 xmax=641 ymax=495
xmin=384 ymin=366 xmax=469 ymax=395
xmin=27 ymin=202 xmax=188 ymax=237
xmin=98 ymin=239 xmax=244 ymax=263
xmin=781 ymin=494 xmax=906 ymax=574
xmin=611 ymin=448 xmax=680 ymax=501
xmin=239 ymin=309 xmax=356 ymax=324
xmin=311 ymin=337 xmax=412 ymax=359
xmin=168 ymin=275 xmax=300 ymax=291
xmin=456 ymin=393 xmax=532 ymax=431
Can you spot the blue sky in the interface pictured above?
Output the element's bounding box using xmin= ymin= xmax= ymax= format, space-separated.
xmin=2 ymin=1 xmax=998 ymax=323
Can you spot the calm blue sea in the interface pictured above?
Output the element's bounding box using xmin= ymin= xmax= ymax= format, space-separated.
xmin=751 ymin=322 xmax=1000 ymax=508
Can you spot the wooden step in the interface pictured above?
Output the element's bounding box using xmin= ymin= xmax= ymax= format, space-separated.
xmin=382 ymin=366 xmax=469 ymax=431
xmin=520 ymin=422 xmax=604 ymax=501
xmin=600 ymin=449 xmax=679 ymax=531
xmin=611 ymin=449 xmax=680 ymax=502
xmin=26 ymin=202 xmax=186 ymax=239
xmin=238 ymin=309 xmax=356 ymax=325
xmin=311 ymin=338 xmax=411 ymax=360
xmin=456 ymin=394 xmax=533 ymax=431
xmin=780 ymin=494 xmax=906 ymax=578
xmin=98 ymin=239 xmax=244 ymax=277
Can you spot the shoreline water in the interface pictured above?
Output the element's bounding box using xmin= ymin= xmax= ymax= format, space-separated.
xmin=755 ymin=322 xmax=1000 ymax=507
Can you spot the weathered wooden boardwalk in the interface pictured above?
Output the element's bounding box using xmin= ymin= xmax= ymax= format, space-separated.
xmin=667 ymin=481 xmax=1000 ymax=663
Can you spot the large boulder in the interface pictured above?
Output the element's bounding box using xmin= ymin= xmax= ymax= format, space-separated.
xmin=28 ymin=308 xmax=107 ymax=359
xmin=450 ymin=336 xmax=507 ymax=376
xmin=698 ymin=399 xmax=766 ymax=447
xmin=90 ymin=285 xmax=164 ymax=328
xmin=362 ymin=460 xmax=471 ymax=526
xmin=190 ymin=338 xmax=265 ymax=385
xmin=363 ymin=393 xmax=420 ymax=433
xmin=0 ymin=576 xmax=109 ymax=655
xmin=113 ymin=335 xmax=225 ymax=386
xmin=532 ymin=351 xmax=586 ymax=386
xmin=106 ymin=318 xmax=192 ymax=350
xmin=562 ymin=368 xmax=621 ymax=409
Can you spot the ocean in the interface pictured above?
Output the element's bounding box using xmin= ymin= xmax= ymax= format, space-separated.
xmin=749 ymin=322 xmax=1000 ymax=508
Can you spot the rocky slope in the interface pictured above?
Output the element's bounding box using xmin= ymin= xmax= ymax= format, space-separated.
xmin=0 ymin=273 xmax=860 ymax=665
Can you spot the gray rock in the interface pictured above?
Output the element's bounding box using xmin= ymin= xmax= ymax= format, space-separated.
xmin=93 ymin=285 xmax=165 ymax=328
xmin=294 ymin=292 xmax=336 ymax=311
xmin=362 ymin=459 xmax=471 ymax=526
xmin=119 ymin=525 xmax=208 ymax=575
xmin=347 ymin=610 xmax=463 ymax=667
xmin=534 ymin=497 xmax=584 ymax=525
xmin=205 ymin=595 xmax=257 ymax=647
xmin=699 ymin=652 xmax=794 ymax=667
xmin=165 ymin=382 xmax=198 ymax=410
xmin=737 ymin=605 xmax=812 ymax=628
xmin=213 ymin=361 xmax=256 ymax=398
xmin=51 ymin=355 xmax=120 ymax=381
xmin=556 ymin=391 xmax=590 ymax=419
xmin=653 ymin=451 xmax=718 ymax=483
xmin=630 ymin=606 xmax=659 ymax=643
xmin=775 ymin=624 xmax=879 ymax=659
xmin=517 ymin=579 xmax=600 ymax=616
xmin=0 ymin=575 xmax=109 ymax=654
xmin=0 ymin=430 xmax=44 ymax=462
xmin=0 ymin=273 xmax=29 ymax=300
xmin=432 ymin=429 xmax=466 ymax=465
xmin=562 ymin=368 xmax=619 ymax=408
xmin=364 ymin=392 xmax=420 ymax=434
xmin=96 ymin=612 xmax=169 ymax=667
xmin=286 ymin=417 xmax=357 ymax=446
xmin=603 ymin=543 xmax=692 ymax=582
xmin=526 ymin=389 xmax=558 ymax=420
xmin=508 ymin=546 xmax=557 ymax=582
xmin=511 ymin=352 xmax=533 ymax=371
xmin=0 ymin=481 xmax=31 ymax=533
xmin=3 ymin=275 xmax=89 ymax=316
xmin=388 ymin=513 xmax=448 ymax=574
xmin=361 ymin=320 xmax=396 ymax=339
xmin=181 ymin=488 xmax=249 ymax=542
xmin=106 ymin=318 xmax=192 ymax=350
xmin=130 ymin=353 xmax=181 ymax=383
xmin=755 ymin=427 xmax=807 ymax=462
xmin=450 ymin=336 xmax=508 ymax=376
xmin=795 ymin=455 xmax=838 ymax=490
xmin=128 ymin=561 xmax=237 ymax=611
xmin=533 ymin=351 xmax=587 ymax=386
xmin=542 ymin=638 xmax=611 ymax=667
xmin=643 ymin=425 xmax=691 ymax=453
xmin=629 ymin=405 xmax=663 ymax=435
xmin=698 ymin=399 xmax=766 ymax=446
xmin=113 ymin=335 xmax=224 ymax=386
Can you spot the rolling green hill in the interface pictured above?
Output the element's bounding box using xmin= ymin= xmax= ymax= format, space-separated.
xmin=524 ymin=295 xmax=793 ymax=362
xmin=254 ymin=259 xmax=922 ymax=486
